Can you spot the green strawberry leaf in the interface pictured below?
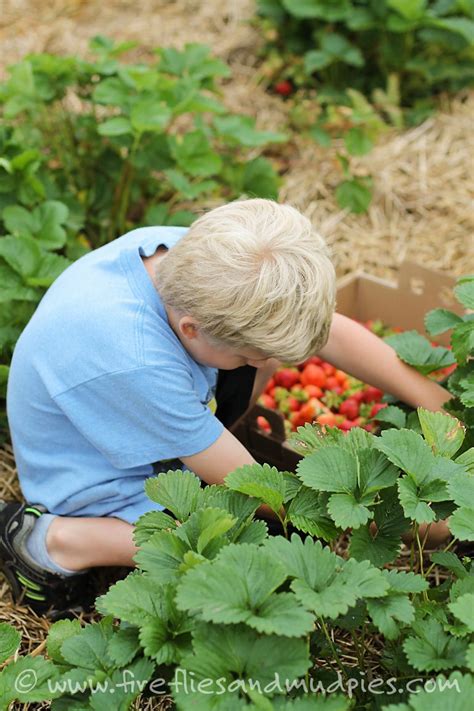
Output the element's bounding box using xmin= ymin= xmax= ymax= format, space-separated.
xmin=327 ymin=492 xmax=373 ymax=529
xmin=130 ymin=99 xmax=172 ymax=133
xmin=467 ymin=643 xmax=474 ymax=672
xmin=403 ymin=619 xmax=469 ymax=671
xmin=214 ymin=115 xmax=286 ymax=147
xmin=367 ymin=594 xmax=414 ymax=640
xmin=430 ymin=551 xmax=469 ymax=579
xmin=0 ymin=655 xmax=61 ymax=706
xmin=425 ymin=308 xmax=463 ymax=336
xmin=397 ymin=475 xmax=448 ymax=524
xmin=199 ymin=486 xmax=259 ymax=522
xmin=0 ymin=235 xmax=42 ymax=277
xmin=0 ymin=622 xmax=21 ymax=664
xmin=286 ymin=487 xmax=339 ymax=541
xmin=174 ymin=507 xmax=236 ymax=555
xmin=46 ymin=619 xmax=82 ymax=664
xmin=176 ymin=544 xmax=313 ymax=637
xmin=417 ymin=408 xmax=465 ymax=458
xmin=288 ymin=422 xmax=344 ymax=455
xmin=34 ymin=201 xmax=69 ymax=250
xmin=144 ymin=469 xmax=203 ymax=521
xmin=265 ymin=535 xmax=388 ymax=619
xmin=133 ymin=509 xmax=178 ymax=547
xmin=234 ymin=519 xmax=269 ymax=545
xmin=170 ymin=130 xmax=222 ymax=177
xmin=447 ymin=470 xmax=474 ymax=509
xmin=455 ymin=448 xmax=474 ymax=474
xmin=374 ymin=429 xmax=434 ymax=484
xmin=60 ymin=618 xmax=114 ymax=672
xmin=358 ymin=448 xmax=400 ymax=494
xmin=242 ymin=157 xmax=281 ymax=200
xmin=383 ymin=569 xmax=429 ymax=593
xmin=454 ymin=274 xmax=474 ymax=310
xmin=137 ymin=584 xmax=193 ymax=665
xmin=2 ymin=204 xmax=39 ymax=235
xmin=350 ymin=488 xmax=408 ymax=566
xmin=97 ymin=116 xmax=132 ymax=136
xmin=335 ymin=178 xmax=372 ymax=214
xmin=225 ymin=463 xmax=287 ymax=514
xmin=344 ymin=127 xmax=373 ymax=156
xmin=106 ymin=627 xmax=141 ymax=667
xmin=449 ymin=593 xmax=474 ymax=632
xmin=449 ymin=507 xmax=474 ymax=541
xmin=386 ymin=671 xmax=474 ymax=710
xmin=451 ymin=322 xmax=474 ymax=365
xmin=175 ymin=622 xmax=310 ymax=701
xmin=370 ymin=404 xmax=407 ymax=429
xmin=133 ymin=530 xmax=191 ymax=582
xmin=88 ymin=657 xmax=155 ymax=711
xmin=385 ymin=331 xmax=456 ymax=375
xmin=296 ymin=446 xmax=358 ymax=493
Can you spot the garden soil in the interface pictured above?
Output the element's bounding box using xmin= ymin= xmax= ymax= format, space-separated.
xmin=0 ymin=0 xmax=473 ymax=698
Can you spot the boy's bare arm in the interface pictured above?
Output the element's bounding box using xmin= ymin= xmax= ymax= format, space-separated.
xmin=318 ymin=313 xmax=451 ymax=411
xmin=181 ymin=428 xmax=257 ymax=486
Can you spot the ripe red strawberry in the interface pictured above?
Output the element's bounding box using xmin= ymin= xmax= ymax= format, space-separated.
xmin=339 ymin=398 xmax=359 ymax=420
xmin=257 ymin=416 xmax=271 ymax=432
xmin=334 ymin=369 xmax=348 ymax=384
xmin=274 ymin=368 xmax=300 ymax=389
xmin=339 ymin=419 xmax=357 ymax=431
xmin=289 ymin=411 xmax=306 ymax=429
xmin=316 ymin=412 xmax=338 ymax=427
xmin=300 ymin=364 xmax=326 ymax=388
xmin=326 ymin=376 xmax=340 ymax=390
xmin=301 ymin=356 xmax=322 ymax=367
xmin=258 ymin=393 xmax=276 ymax=409
xmin=322 ymin=363 xmax=335 ymax=376
xmin=264 ymin=377 xmax=275 ymax=393
xmin=274 ymin=80 xmax=293 ymax=96
xmin=362 ymin=386 xmax=384 ymax=403
xmin=304 ymin=384 xmax=323 ymax=398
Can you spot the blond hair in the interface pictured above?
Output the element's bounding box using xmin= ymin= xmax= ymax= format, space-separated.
xmin=155 ymin=199 xmax=336 ymax=364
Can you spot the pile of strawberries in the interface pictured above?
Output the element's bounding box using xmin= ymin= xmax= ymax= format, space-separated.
xmin=256 ymin=320 xmax=455 ymax=437
xmin=257 ymin=356 xmax=386 ymax=436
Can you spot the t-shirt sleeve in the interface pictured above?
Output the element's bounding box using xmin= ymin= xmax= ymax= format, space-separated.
xmin=53 ymin=365 xmax=225 ymax=469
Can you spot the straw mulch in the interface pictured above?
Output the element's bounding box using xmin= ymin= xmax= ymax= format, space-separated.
xmin=1 ymin=0 xmax=472 ymax=280
xmin=0 ymin=1 xmax=472 ymax=705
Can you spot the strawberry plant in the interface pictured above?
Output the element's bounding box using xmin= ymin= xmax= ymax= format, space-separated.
xmin=384 ymin=273 xmax=474 ymax=450
xmin=1 ymin=406 xmax=473 ymax=708
xmin=254 ymin=0 xmax=474 ymax=213
xmin=0 ymin=37 xmax=286 ymax=439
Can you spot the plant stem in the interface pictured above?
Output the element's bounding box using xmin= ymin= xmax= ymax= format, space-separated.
xmin=319 ymin=618 xmax=349 ymax=682
xmin=278 ymin=511 xmax=288 ymax=539
xmin=410 ymin=521 xmax=417 ymax=573
xmin=425 ymin=537 xmax=457 ymax=578
xmin=415 ymin=527 xmax=430 ymax=602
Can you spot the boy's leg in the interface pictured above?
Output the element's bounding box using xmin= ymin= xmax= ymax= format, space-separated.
xmin=46 ymin=515 xmax=136 ymax=571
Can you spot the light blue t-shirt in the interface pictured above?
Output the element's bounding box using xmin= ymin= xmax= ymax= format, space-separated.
xmin=7 ymin=227 xmax=224 ymax=523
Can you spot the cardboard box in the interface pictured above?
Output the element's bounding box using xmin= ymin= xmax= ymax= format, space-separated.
xmin=231 ymin=261 xmax=462 ymax=471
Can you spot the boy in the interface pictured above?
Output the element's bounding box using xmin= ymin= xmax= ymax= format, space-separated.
xmin=1 ymin=199 xmax=450 ymax=616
